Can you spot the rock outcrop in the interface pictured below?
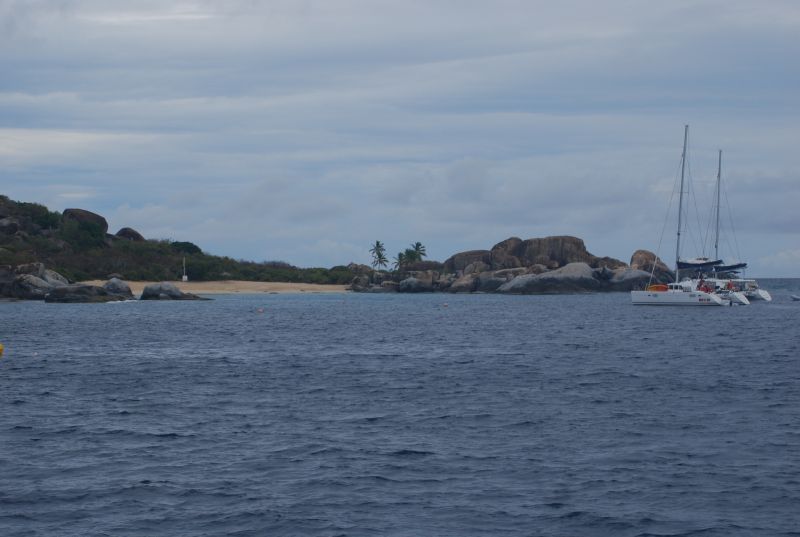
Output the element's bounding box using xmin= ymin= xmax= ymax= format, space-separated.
xmin=62 ymin=208 xmax=108 ymax=233
xmin=607 ymin=267 xmax=654 ymax=291
xmin=495 ymin=263 xmax=656 ymax=294
xmin=513 ymin=236 xmax=593 ymax=267
xmin=349 ymin=274 xmax=371 ymax=292
xmin=442 ymin=250 xmax=491 ymax=274
xmin=398 ymin=277 xmax=432 ymax=293
xmin=443 ymin=236 xmax=627 ymax=275
xmin=0 ymin=263 xmax=70 ymax=299
xmin=140 ymin=282 xmax=208 ymax=300
xmin=497 ymin=262 xmax=601 ymax=294
xmin=44 ymin=284 xmax=130 ymax=303
xmin=345 ymin=236 xmax=675 ymax=295
xmin=115 ymin=227 xmax=145 ymax=241
xmin=630 ymin=250 xmax=673 ymax=282
xmin=448 ymin=273 xmax=479 ymax=293
xmin=7 ymin=274 xmax=55 ymax=299
xmin=489 ymin=237 xmax=524 ymax=269
xmin=104 ymin=277 xmax=134 ymax=298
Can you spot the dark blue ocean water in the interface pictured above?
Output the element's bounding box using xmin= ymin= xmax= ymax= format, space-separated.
xmin=2 ymin=281 xmax=800 ymax=537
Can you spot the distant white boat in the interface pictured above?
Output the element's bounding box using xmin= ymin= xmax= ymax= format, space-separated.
xmin=791 ymin=295 xmax=800 ymax=302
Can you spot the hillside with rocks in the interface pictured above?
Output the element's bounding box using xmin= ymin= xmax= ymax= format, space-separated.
xmin=0 ymin=195 xmax=356 ymax=285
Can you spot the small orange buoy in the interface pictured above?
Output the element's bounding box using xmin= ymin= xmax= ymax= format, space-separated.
xmin=0 ymin=342 xmax=4 ymax=357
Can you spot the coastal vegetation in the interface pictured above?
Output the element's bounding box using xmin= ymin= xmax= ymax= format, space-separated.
xmin=392 ymin=241 xmax=428 ymax=269
xmin=0 ymin=195 xmax=355 ymax=284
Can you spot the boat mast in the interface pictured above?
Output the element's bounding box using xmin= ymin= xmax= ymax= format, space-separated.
xmin=714 ymin=149 xmax=722 ymax=261
xmin=675 ymin=125 xmax=688 ymax=283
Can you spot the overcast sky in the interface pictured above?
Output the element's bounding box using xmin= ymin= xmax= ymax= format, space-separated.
xmin=1 ymin=1 xmax=798 ymax=276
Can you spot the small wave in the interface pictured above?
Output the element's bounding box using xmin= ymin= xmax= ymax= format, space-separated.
xmin=390 ymin=449 xmax=434 ymax=457
xmin=97 ymin=428 xmax=195 ymax=439
xmin=501 ymin=420 xmax=540 ymax=428
xmin=361 ymin=474 xmax=399 ymax=482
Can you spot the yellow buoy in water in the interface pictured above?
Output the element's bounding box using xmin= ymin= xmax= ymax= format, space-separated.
xmin=0 ymin=342 xmax=4 ymax=357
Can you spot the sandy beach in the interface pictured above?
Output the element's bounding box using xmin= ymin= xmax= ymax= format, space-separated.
xmin=79 ymin=280 xmax=350 ymax=295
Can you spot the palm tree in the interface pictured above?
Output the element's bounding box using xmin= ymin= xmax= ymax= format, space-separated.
xmin=369 ymin=240 xmax=388 ymax=269
xmin=393 ymin=251 xmax=406 ymax=270
xmin=410 ymin=241 xmax=427 ymax=260
xmin=403 ymin=247 xmax=421 ymax=263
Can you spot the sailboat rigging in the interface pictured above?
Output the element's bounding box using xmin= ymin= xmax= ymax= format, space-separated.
xmin=631 ymin=125 xmax=748 ymax=306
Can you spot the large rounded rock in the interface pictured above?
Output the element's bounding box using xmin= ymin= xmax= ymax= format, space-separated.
xmin=1 ymin=264 xmax=68 ymax=299
xmin=442 ymin=250 xmax=491 ymax=274
xmin=475 ymin=271 xmax=508 ymax=292
xmin=407 ymin=270 xmax=437 ymax=286
xmin=62 ymin=208 xmax=108 ymax=233
xmin=349 ymin=274 xmax=370 ymax=292
xmin=398 ymin=277 xmax=433 ymax=293
xmin=43 ymin=269 xmax=69 ymax=286
xmin=447 ymin=273 xmax=479 ymax=293
xmin=498 ymin=262 xmax=600 ymax=294
xmin=45 ymin=284 xmax=129 ymax=303
xmin=140 ymin=282 xmax=208 ymax=300
xmin=630 ymin=250 xmax=673 ymax=282
xmin=607 ymin=268 xmax=654 ymax=291
xmin=463 ymin=261 xmax=490 ymax=275
xmin=9 ymin=274 xmax=53 ymax=299
xmin=115 ymin=227 xmax=145 ymax=241
xmin=104 ymin=277 xmax=133 ymax=298
xmin=490 ymin=237 xmax=523 ymax=269
xmin=515 ymin=236 xmax=593 ymax=268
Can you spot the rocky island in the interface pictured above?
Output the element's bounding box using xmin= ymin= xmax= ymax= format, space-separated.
xmin=350 ymin=236 xmax=672 ymax=294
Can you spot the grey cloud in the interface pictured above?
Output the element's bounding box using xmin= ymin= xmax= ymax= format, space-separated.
xmin=1 ymin=1 xmax=799 ymax=275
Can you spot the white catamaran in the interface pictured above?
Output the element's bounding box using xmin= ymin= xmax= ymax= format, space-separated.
xmin=631 ymin=126 xmax=745 ymax=306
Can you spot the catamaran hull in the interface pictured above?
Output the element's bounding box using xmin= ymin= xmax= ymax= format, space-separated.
xmin=725 ymin=291 xmax=750 ymax=305
xmin=631 ymin=290 xmax=728 ymax=306
xmin=746 ymin=289 xmax=772 ymax=301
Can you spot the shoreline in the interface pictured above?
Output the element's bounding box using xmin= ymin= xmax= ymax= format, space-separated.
xmin=79 ymin=280 xmax=350 ymax=295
